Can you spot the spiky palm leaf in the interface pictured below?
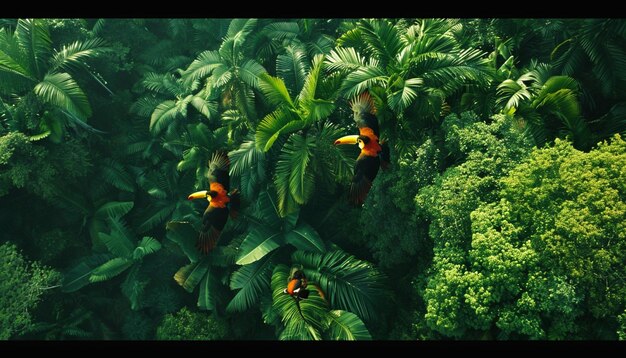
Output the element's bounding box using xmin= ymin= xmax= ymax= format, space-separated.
xmin=277 ymin=46 xmax=309 ymax=95
xmin=227 ymin=253 xmax=276 ymax=312
xmin=274 ymin=134 xmax=316 ymax=215
xmin=326 ymin=310 xmax=371 ymax=340
xmin=293 ymin=250 xmax=388 ymax=323
xmin=34 ymin=72 xmax=91 ymax=119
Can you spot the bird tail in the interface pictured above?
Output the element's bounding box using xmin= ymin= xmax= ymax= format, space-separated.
xmin=380 ymin=141 xmax=391 ymax=170
xmin=350 ymin=91 xmax=377 ymax=115
xmin=228 ymin=189 xmax=240 ymax=219
xmin=197 ymin=229 xmax=219 ymax=254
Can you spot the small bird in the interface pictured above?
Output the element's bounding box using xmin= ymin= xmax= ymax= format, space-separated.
xmin=187 ymin=150 xmax=240 ymax=254
xmin=334 ymin=92 xmax=390 ymax=206
xmin=283 ymin=269 xmax=310 ymax=300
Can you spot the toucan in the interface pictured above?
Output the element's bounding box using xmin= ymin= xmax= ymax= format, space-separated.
xmin=187 ymin=150 xmax=240 ymax=254
xmin=334 ymin=92 xmax=390 ymax=206
xmin=283 ymin=269 xmax=326 ymax=323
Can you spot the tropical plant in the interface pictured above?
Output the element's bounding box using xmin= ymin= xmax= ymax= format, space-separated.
xmin=496 ymin=62 xmax=590 ymax=149
xmin=253 ymin=54 xmax=351 ymax=215
xmin=183 ymin=18 xmax=266 ymax=124
xmin=326 ymin=18 xmax=491 ymax=154
xmin=0 ymin=19 xmax=109 ymax=138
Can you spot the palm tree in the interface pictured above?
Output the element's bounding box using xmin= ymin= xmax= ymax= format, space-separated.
xmin=132 ymin=71 xmax=218 ymax=136
xmin=496 ymin=62 xmax=590 ymax=149
xmin=326 ymin=19 xmax=491 ymax=155
xmin=551 ymin=19 xmax=626 ymax=143
xmin=253 ymin=54 xmax=351 ymax=216
xmin=0 ymin=19 xmax=109 ymax=139
xmin=183 ymin=18 xmax=266 ymax=126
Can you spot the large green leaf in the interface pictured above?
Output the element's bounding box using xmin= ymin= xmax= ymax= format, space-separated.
xmin=15 ymin=19 xmax=51 ymax=78
xmin=229 ymin=136 xmax=265 ymax=177
xmin=285 ymin=222 xmax=326 ymax=253
xmin=34 ymin=72 xmax=92 ymax=119
xmin=149 ymin=100 xmax=179 ymax=134
xmin=89 ymin=257 xmax=133 ymax=282
xmin=325 ymin=47 xmax=365 ymax=73
xmin=183 ymin=50 xmax=223 ymax=85
xmin=238 ymin=59 xmax=265 ymax=89
xmin=227 ymin=253 xmax=275 ymax=313
xmin=326 ymin=310 xmax=371 ymax=340
xmin=94 ymin=201 xmax=134 ymax=220
xmin=235 ymin=227 xmax=282 ymax=265
xmin=255 ymin=107 xmax=300 ymax=152
xmin=259 ymin=73 xmax=294 ymax=108
xmin=61 ymin=254 xmax=112 ymax=292
xmin=166 ymin=221 xmax=201 ymax=263
xmin=293 ymin=250 xmax=387 ymax=323
xmin=274 ymin=134 xmax=316 ymax=211
xmin=98 ymin=232 xmax=134 ymax=259
xmin=133 ymin=237 xmax=162 ymax=260
xmin=174 ymin=257 xmax=210 ymax=293
xmin=277 ymin=46 xmax=309 ymax=95
xmin=198 ymin=267 xmax=221 ymax=311
xmin=357 ymin=19 xmax=403 ymax=66
xmin=49 ymin=38 xmax=108 ymax=73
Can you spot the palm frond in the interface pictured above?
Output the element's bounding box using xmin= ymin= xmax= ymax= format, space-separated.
xmin=93 ymin=201 xmax=134 ymax=220
xmin=235 ymin=226 xmax=283 ymax=265
xmin=357 ymin=19 xmax=403 ymax=65
xmin=339 ymin=65 xmax=387 ymax=98
xmin=49 ymin=38 xmax=108 ymax=73
xmin=229 ymin=136 xmax=265 ymax=177
xmin=325 ymin=47 xmax=366 ymax=73
xmin=297 ymin=54 xmax=324 ymax=105
xmin=149 ymin=100 xmax=180 ymax=134
xmin=130 ymin=96 xmax=162 ymax=117
xmin=34 ymin=72 xmax=92 ymax=119
xmin=15 ymin=19 xmax=51 ymax=78
xmin=258 ymin=73 xmax=294 ymax=108
xmin=174 ymin=257 xmax=211 ymax=293
xmin=100 ymin=158 xmax=135 ymax=192
xmin=198 ymin=267 xmax=223 ymax=311
xmin=89 ymin=257 xmax=133 ymax=282
xmin=326 ymin=310 xmax=371 ymax=340
xmin=238 ymin=59 xmax=265 ymax=89
xmin=293 ymin=250 xmax=388 ymax=323
xmin=166 ymin=221 xmax=201 ymax=263
xmin=284 ymin=222 xmax=326 ymax=253
xmin=274 ymin=134 xmax=316 ymax=213
xmin=277 ymin=46 xmax=309 ymax=95
xmin=137 ymin=204 xmax=175 ymax=233
xmin=61 ymin=254 xmax=113 ymax=292
xmin=262 ymin=22 xmax=300 ymax=41
xmin=183 ymin=50 xmax=223 ymax=86
xmin=255 ymin=107 xmax=301 ymax=152
xmin=133 ymin=237 xmax=162 ymax=260
xmin=227 ymin=253 xmax=276 ymax=313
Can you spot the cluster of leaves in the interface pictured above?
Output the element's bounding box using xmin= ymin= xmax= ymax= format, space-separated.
xmin=0 ymin=242 xmax=60 ymax=339
xmin=2 ymin=17 xmax=626 ymax=341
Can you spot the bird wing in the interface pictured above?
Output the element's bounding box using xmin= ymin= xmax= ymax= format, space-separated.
xmin=207 ymin=150 xmax=231 ymax=190
xmin=198 ymin=205 xmax=229 ymax=253
xmin=349 ymin=154 xmax=380 ymax=206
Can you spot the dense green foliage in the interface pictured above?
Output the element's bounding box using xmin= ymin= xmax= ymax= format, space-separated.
xmin=1 ymin=18 xmax=625 ymax=340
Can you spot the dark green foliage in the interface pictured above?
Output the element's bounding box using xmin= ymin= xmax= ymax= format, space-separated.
xmin=156 ymin=307 xmax=228 ymax=340
xmin=2 ymin=18 xmax=626 ymax=341
xmin=0 ymin=242 xmax=60 ymax=339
